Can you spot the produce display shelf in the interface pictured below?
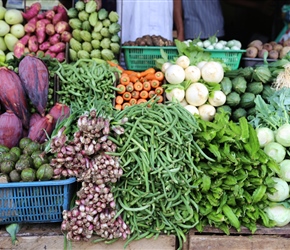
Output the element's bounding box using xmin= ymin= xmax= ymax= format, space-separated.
xmin=241 ymin=57 xmax=277 ymax=67
xmin=0 ymin=177 xmax=76 ymax=225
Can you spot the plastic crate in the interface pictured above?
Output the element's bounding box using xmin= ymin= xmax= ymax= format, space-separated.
xmin=205 ymin=49 xmax=246 ymax=70
xmin=0 ymin=177 xmax=76 ymax=225
xmin=122 ymin=46 xmax=178 ymax=71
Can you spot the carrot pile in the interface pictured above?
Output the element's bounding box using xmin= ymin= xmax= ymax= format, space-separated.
xmin=114 ymin=67 xmax=165 ymax=110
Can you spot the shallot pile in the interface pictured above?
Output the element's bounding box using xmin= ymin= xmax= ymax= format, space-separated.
xmin=49 ymin=108 xmax=130 ymax=241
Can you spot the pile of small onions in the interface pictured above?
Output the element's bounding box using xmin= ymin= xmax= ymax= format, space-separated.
xmin=49 ymin=109 xmax=130 ymax=241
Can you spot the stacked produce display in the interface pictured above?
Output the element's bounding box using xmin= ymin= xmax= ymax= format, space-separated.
xmin=2 ymin=1 xmax=290 ymax=250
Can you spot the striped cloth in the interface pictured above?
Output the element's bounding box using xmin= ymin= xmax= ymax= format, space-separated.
xmin=182 ymin=0 xmax=225 ymax=40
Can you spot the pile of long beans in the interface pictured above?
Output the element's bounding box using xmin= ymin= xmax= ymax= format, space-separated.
xmin=108 ymin=101 xmax=279 ymax=249
xmin=55 ymin=59 xmax=119 ymax=107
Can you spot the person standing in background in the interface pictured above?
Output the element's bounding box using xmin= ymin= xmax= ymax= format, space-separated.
xmin=117 ymin=0 xmax=184 ymax=44
xmin=182 ymin=0 xmax=225 ymax=40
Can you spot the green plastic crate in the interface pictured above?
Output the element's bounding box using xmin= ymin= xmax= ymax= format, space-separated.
xmin=122 ymin=46 xmax=178 ymax=71
xmin=205 ymin=49 xmax=246 ymax=70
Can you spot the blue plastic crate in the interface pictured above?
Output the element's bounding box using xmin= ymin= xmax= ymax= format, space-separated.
xmin=0 ymin=178 xmax=76 ymax=225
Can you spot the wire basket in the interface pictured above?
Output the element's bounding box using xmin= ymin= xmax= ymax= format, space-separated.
xmin=122 ymin=46 xmax=178 ymax=71
xmin=0 ymin=178 xmax=76 ymax=225
xmin=205 ymin=49 xmax=246 ymax=70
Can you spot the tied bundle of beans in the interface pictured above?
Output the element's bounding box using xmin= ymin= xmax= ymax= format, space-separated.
xmin=49 ymin=106 xmax=130 ymax=242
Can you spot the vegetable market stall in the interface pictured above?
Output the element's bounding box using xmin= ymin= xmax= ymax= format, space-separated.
xmin=2 ymin=1 xmax=290 ymax=250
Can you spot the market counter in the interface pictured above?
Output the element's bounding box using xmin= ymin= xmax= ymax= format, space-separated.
xmin=1 ymin=224 xmax=290 ymax=250
xmin=0 ymin=223 xmax=176 ymax=250
xmin=183 ymin=225 xmax=290 ymax=250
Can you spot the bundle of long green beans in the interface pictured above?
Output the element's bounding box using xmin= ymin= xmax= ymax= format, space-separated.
xmin=108 ymin=101 xmax=279 ymax=250
xmin=55 ymin=59 xmax=119 ymax=107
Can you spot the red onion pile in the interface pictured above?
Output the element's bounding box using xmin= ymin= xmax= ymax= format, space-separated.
xmin=49 ymin=109 xmax=130 ymax=241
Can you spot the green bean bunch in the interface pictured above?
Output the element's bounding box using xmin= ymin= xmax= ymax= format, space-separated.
xmin=55 ymin=59 xmax=119 ymax=107
xmin=109 ymin=101 xmax=211 ymax=249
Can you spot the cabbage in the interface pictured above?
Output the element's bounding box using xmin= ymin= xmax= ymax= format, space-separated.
xmin=91 ymin=49 xmax=101 ymax=59
xmin=267 ymin=177 xmax=289 ymax=202
xmin=100 ymin=27 xmax=110 ymax=37
xmin=265 ymin=205 xmax=290 ymax=227
xmin=85 ymin=0 xmax=97 ymax=13
xmin=109 ymin=23 xmax=121 ymax=34
xmin=275 ymin=123 xmax=290 ymax=147
xmin=264 ymin=142 xmax=286 ymax=163
xmin=100 ymin=38 xmax=111 ymax=49
xmin=108 ymin=11 xmax=119 ymax=23
xmin=110 ymin=42 xmax=120 ymax=54
xmin=98 ymin=8 xmax=108 ymax=20
xmin=101 ymin=48 xmax=114 ymax=61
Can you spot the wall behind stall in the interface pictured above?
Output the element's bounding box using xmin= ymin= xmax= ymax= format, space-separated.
xmin=221 ymin=0 xmax=286 ymax=47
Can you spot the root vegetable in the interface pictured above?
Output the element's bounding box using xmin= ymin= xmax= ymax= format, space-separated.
xmin=49 ymin=42 xmax=66 ymax=53
xmin=45 ymin=50 xmax=56 ymax=58
xmin=45 ymin=10 xmax=55 ymax=20
xmin=283 ymin=39 xmax=290 ymax=47
xmin=56 ymin=52 xmax=65 ymax=62
xmin=279 ymin=46 xmax=290 ymax=59
xmin=24 ymin=22 xmax=36 ymax=33
xmin=248 ymin=39 xmax=263 ymax=49
xmin=22 ymin=2 xmax=41 ymax=21
xmin=55 ymin=21 xmax=70 ymax=34
xmin=263 ymin=43 xmax=273 ymax=52
xmin=245 ymin=46 xmax=258 ymax=58
xmin=36 ymin=20 xmax=48 ymax=44
xmin=60 ymin=31 xmax=72 ymax=42
xmin=39 ymin=41 xmax=50 ymax=51
xmin=13 ymin=42 xmax=25 ymax=58
xmin=269 ymin=50 xmax=279 ymax=60
xmin=273 ymin=44 xmax=283 ymax=52
xmin=49 ymin=33 xmax=60 ymax=45
xmin=18 ymin=34 xmax=30 ymax=45
xmin=28 ymin=35 xmax=38 ymax=52
xmin=258 ymin=49 xmax=268 ymax=58
xmin=45 ymin=23 xmax=55 ymax=36
xmin=14 ymin=43 xmax=25 ymax=57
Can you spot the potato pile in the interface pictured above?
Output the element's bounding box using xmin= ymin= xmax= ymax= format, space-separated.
xmin=245 ymin=39 xmax=290 ymax=60
xmin=122 ymin=34 xmax=174 ymax=46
